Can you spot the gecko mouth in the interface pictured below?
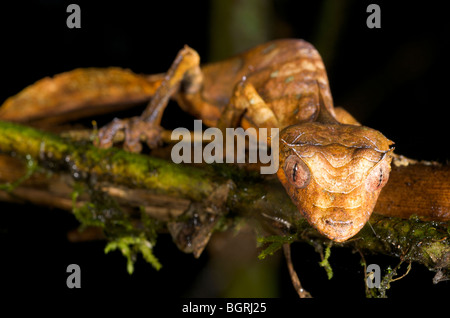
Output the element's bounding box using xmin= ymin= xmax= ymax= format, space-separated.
xmin=325 ymin=219 xmax=353 ymax=227
xmin=321 ymin=223 xmax=357 ymax=241
xmin=316 ymin=211 xmax=362 ymax=241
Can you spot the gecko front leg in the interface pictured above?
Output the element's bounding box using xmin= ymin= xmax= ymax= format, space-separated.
xmin=96 ymin=45 xmax=203 ymax=152
xmin=218 ymin=78 xmax=279 ymax=133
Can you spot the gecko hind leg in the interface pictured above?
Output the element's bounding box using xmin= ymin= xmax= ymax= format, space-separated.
xmin=96 ymin=45 xmax=203 ymax=152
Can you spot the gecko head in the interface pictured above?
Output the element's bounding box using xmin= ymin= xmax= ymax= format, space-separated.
xmin=277 ymin=122 xmax=394 ymax=242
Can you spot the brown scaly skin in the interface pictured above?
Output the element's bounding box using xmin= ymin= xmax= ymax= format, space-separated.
xmin=97 ymin=39 xmax=394 ymax=242
xmin=278 ymin=123 xmax=393 ymax=241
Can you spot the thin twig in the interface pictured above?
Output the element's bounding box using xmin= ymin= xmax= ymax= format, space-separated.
xmin=282 ymin=243 xmax=312 ymax=298
xmin=390 ymin=261 xmax=412 ymax=282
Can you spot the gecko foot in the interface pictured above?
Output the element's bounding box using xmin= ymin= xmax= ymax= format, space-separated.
xmin=96 ymin=117 xmax=163 ymax=152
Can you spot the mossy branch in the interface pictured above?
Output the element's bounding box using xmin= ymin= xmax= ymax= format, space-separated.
xmin=0 ymin=120 xmax=449 ymax=281
xmin=0 ymin=120 xmax=218 ymax=201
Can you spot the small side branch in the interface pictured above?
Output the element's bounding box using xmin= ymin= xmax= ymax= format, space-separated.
xmin=283 ymin=244 xmax=312 ymax=298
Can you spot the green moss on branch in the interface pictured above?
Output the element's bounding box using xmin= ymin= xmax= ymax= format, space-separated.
xmin=0 ymin=120 xmax=448 ymax=282
xmin=0 ymin=120 xmax=218 ymax=201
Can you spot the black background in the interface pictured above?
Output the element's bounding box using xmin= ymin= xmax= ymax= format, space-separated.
xmin=0 ymin=0 xmax=448 ymax=308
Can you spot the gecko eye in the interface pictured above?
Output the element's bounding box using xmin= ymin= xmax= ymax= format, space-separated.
xmin=365 ymin=159 xmax=390 ymax=192
xmin=284 ymin=155 xmax=311 ymax=189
